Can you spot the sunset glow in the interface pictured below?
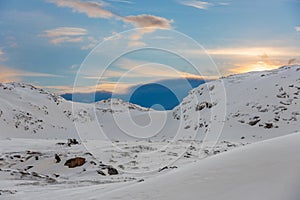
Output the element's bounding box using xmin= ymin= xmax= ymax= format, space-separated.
xmin=0 ymin=0 xmax=299 ymax=94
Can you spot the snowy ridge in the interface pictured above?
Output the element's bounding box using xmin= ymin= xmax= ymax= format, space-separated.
xmin=173 ymin=65 xmax=300 ymax=141
xmin=0 ymin=66 xmax=299 ymax=141
xmin=0 ymin=83 xmax=149 ymax=139
xmin=95 ymin=98 xmax=150 ymax=114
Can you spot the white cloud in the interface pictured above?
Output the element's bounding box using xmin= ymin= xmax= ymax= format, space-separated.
xmin=70 ymin=64 xmax=79 ymax=69
xmin=41 ymin=27 xmax=87 ymax=45
xmin=47 ymin=0 xmax=114 ymax=19
xmin=81 ymin=36 xmax=101 ymax=50
xmin=0 ymin=48 xmax=8 ymax=62
xmin=50 ymin=36 xmax=84 ymax=45
xmin=0 ymin=48 xmax=4 ymax=61
xmin=218 ymin=2 xmax=230 ymax=6
xmin=181 ymin=0 xmax=213 ymax=10
xmin=42 ymin=27 xmax=87 ymax=37
xmin=107 ymin=0 xmax=134 ymax=4
xmin=295 ymin=27 xmax=300 ymax=32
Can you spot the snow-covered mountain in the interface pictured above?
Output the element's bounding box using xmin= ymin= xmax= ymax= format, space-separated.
xmin=173 ymin=65 xmax=300 ymax=142
xmin=0 ymin=83 xmax=149 ymax=139
xmin=1 ymin=65 xmax=300 ymax=199
xmin=1 ymin=65 xmax=299 ymax=142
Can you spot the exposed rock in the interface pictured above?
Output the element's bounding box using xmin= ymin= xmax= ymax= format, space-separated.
xmin=107 ymin=166 xmax=118 ymax=175
xmin=67 ymin=139 xmax=79 ymax=146
xmin=97 ymin=170 xmax=106 ymax=176
xmin=264 ymin=123 xmax=273 ymax=129
xmin=248 ymin=119 xmax=261 ymax=126
xmin=55 ymin=154 xmax=61 ymax=163
xmin=158 ymin=166 xmax=168 ymax=172
xmin=195 ymin=102 xmax=213 ymax=111
xmin=64 ymin=157 xmax=86 ymax=168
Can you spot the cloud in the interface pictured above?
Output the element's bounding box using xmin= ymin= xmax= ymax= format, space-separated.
xmin=229 ymin=60 xmax=282 ymax=74
xmin=0 ymin=48 xmax=5 ymax=61
xmin=288 ymin=58 xmax=297 ymax=65
xmin=123 ymin=15 xmax=173 ymax=45
xmin=70 ymin=64 xmax=79 ymax=69
xmin=123 ymin=14 xmax=173 ymax=29
xmin=83 ymin=58 xmax=213 ymax=84
xmin=42 ymin=27 xmax=87 ymax=37
xmin=4 ymin=36 xmax=18 ymax=48
xmin=48 ymin=0 xmax=174 ymax=45
xmin=180 ymin=46 xmax=300 ymax=76
xmin=0 ymin=65 xmax=63 ymax=83
xmin=43 ymin=82 xmax=134 ymax=94
xmin=184 ymin=46 xmax=300 ymax=57
xmin=47 ymin=0 xmax=114 ymax=19
xmin=0 ymin=66 xmax=22 ymax=82
xmin=295 ymin=27 xmax=300 ymax=32
xmin=107 ymin=0 xmax=134 ymax=4
xmin=49 ymin=36 xmax=84 ymax=45
xmin=81 ymin=36 xmax=102 ymax=50
xmin=180 ymin=0 xmax=213 ymax=10
xmin=218 ymin=2 xmax=230 ymax=6
xmin=127 ymin=41 xmax=146 ymax=47
xmin=41 ymin=27 xmax=87 ymax=45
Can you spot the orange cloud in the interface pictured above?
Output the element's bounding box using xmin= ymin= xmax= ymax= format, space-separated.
xmin=42 ymin=27 xmax=87 ymax=37
xmin=0 ymin=66 xmax=22 ymax=82
xmin=182 ymin=46 xmax=300 ymax=75
xmin=83 ymin=58 xmax=216 ymax=84
xmin=184 ymin=46 xmax=300 ymax=57
xmin=228 ymin=59 xmax=283 ymax=74
xmin=0 ymin=65 xmax=63 ymax=83
xmin=48 ymin=0 xmax=174 ymax=47
xmin=50 ymin=36 xmax=84 ymax=45
xmin=123 ymin=15 xmax=173 ymax=30
xmin=40 ymin=27 xmax=87 ymax=45
xmin=43 ymin=82 xmax=134 ymax=94
xmin=123 ymin=15 xmax=173 ymax=46
xmin=47 ymin=0 xmax=114 ymax=18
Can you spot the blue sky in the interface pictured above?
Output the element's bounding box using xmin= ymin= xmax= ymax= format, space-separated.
xmin=0 ymin=0 xmax=300 ymax=96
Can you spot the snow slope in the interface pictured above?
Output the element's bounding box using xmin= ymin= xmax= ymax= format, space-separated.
xmin=0 ymin=83 xmax=149 ymax=139
xmin=174 ymin=65 xmax=300 ymax=142
xmin=4 ymin=131 xmax=300 ymax=200
xmin=93 ymin=131 xmax=300 ymax=200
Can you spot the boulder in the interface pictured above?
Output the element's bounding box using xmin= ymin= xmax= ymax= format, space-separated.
xmin=64 ymin=157 xmax=85 ymax=168
xmin=107 ymin=166 xmax=118 ymax=175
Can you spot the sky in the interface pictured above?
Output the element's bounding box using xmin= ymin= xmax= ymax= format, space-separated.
xmin=0 ymin=0 xmax=300 ymax=108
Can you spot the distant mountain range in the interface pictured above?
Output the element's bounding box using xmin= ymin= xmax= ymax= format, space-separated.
xmin=61 ymin=78 xmax=206 ymax=110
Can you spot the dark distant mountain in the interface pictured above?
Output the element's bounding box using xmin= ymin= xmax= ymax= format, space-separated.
xmin=62 ymin=91 xmax=112 ymax=103
xmin=61 ymin=78 xmax=206 ymax=110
